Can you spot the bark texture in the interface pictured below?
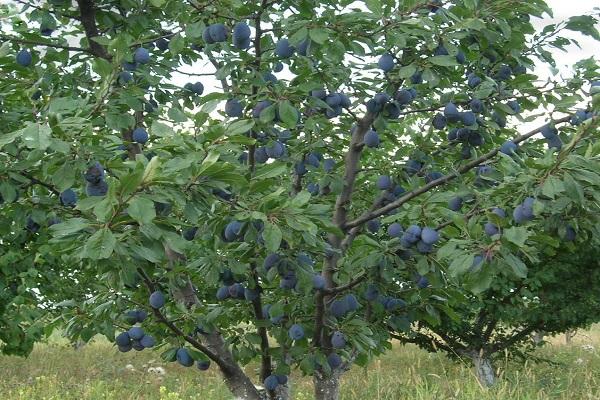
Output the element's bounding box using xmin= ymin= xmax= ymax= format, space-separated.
xmin=314 ymin=371 xmax=341 ymax=400
xmin=174 ymin=277 xmax=262 ymax=400
xmin=471 ymin=352 xmax=496 ymax=387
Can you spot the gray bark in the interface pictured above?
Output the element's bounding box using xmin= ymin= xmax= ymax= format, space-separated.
xmin=471 ymin=352 xmax=496 ymax=387
xmin=274 ymin=384 xmax=291 ymax=400
xmin=314 ymin=371 xmax=341 ymax=400
xmin=565 ymin=329 xmax=576 ymax=344
xmin=532 ymin=331 xmax=545 ymax=345
xmin=173 ymin=276 xmax=262 ymax=400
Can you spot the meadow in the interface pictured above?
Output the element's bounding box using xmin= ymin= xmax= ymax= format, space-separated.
xmin=1 ymin=327 xmax=599 ymax=400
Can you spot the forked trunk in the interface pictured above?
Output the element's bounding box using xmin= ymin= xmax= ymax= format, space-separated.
xmin=314 ymin=371 xmax=341 ymax=400
xmin=172 ymin=278 xmax=262 ymax=400
xmin=471 ymin=351 xmax=496 ymax=387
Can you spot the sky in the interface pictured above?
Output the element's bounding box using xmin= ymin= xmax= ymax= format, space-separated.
xmin=171 ymin=1 xmax=600 ymax=94
xmin=4 ymin=0 xmax=599 ymax=130
xmin=530 ymin=0 xmax=599 ymax=79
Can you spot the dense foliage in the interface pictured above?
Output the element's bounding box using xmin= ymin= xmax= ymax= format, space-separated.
xmin=1 ymin=0 xmax=599 ymax=398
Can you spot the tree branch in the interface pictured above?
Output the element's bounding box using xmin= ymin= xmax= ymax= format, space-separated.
xmin=490 ymin=325 xmax=539 ymax=353
xmin=75 ymin=0 xmax=111 ymax=60
xmin=13 ymin=0 xmax=81 ymax=20
xmin=313 ymin=112 xmax=376 ymax=347
xmin=137 ymin=269 xmax=223 ymax=365
xmin=1 ymin=35 xmax=90 ymax=53
xmin=249 ymin=263 xmax=272 ymax=383
xmin=20 ymin=172 xmax=60 ymax=196
xmin=345 ymin=115 xmax=572 ymax=230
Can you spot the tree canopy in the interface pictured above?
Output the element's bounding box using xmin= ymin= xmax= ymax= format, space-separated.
xmin=0 ymin=0 xmax=599 ymax=399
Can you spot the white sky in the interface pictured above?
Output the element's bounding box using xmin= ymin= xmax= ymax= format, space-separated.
xmin=531 ymin=0 xmax=599 ymax=79
xmin=172 ymin=1 xmax=599 ymax=94
xmin=4 ymin=0 xmax=598 ymax=130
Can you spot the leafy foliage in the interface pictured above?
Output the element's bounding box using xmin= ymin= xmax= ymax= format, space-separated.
xmin=0 ymin=0 xmax=599 ymax=398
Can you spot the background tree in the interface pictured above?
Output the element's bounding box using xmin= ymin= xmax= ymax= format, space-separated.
xmin=0 ymin=0 xmax=599 ymax=399
xmin=393 ymin=245 xmax=600 ymax=387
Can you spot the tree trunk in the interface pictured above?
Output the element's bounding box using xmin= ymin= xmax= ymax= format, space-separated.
xmin=314 ymin=371 xmax=341 ymax=400
xmin=565 ymin=329 xmax=576 ymax=344
xmin=273 ymin=384 xmax=291 ymax=400
xmin=532 ymin=331 xmax=545 ymax=345
xmin=471 ymin=352 xmax=496 ymax=387
xmin=173 ymin=277 xmax=262 ymax=400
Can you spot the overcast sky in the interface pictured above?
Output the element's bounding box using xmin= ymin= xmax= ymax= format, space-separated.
xmin=173 ymin=0 xmax=599 ymax=89
xmin=530 ymin=0 xmax=599 ymax=79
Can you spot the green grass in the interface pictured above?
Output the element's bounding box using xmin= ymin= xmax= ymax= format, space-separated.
xmin=1 ymin=328 xmax=599 ymax=400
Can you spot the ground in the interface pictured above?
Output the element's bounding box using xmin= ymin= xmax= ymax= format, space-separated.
xmin=1 ymin=327 xmax=599 ymax=400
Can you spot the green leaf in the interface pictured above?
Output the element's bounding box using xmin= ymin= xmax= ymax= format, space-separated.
xmin=226 ymin=119 xmax=254 ymax=136
xmin=161 ymin=347 xmax=178 ymax=362
xmin=49 ymin=218 xmax=90 ymax=237
xmin=252 ymin=163 xmax=287 ymax=180
xmin=309 ymin=28 xmax=328 ymax=44
xmin=168 ymin=107 xmax=187 ymax=122
xmin=259 ymin=104 xmax=276 ymax=123
xmin=93 ymin=197 xmax=116 ymax=222
xmin=82 ymin=228 xmax=116 ymax=259
xmin=263 ymin=222 xmax=282 ymax=253
xmin=197 ymin=151 xmax=221 ymax=175
xmin=142 ymin=156 xmax=160 ymax=183
xmin=429 ymin=56 xmax=459 ymax=67
xmin=185 ymin=21 xmax=203 ymax=38
xmin=289 ymin=191 xmax=311 ymax=208
xmin=127 ymin=197 xmax=156 ymax=224
xmin=565 ymin=16 xmax=600 ymax=40
xmin=398 ymin=64 xmax=417 ymax=79
xmin=464 ymin=0 xmax=478 ymax=10
xmin=150 ymin=121 xmax=173 ymax=137
xmin=0 ymin=182 xmax=17 ymax=203
xmin=502 ymin=252 xmax=528 ymax=278
xmin=541 ymin=176 xmax=564 ymax=199
xmin=21 ymin=123 xmax=51 ymax=150
xmin=448 ymin=253 xmax=474 ymax=277
xmin=503 ymin=226 xmax=530 ymax=247
xmin=92 ymin=58 xmax=113 ymax=78
xmin=169 ymin=34 xmax=185 ymax=54
xmin=278 ymin=101 xmax=299 ymax=128
xmin=0 ymin=130 xmax=21 ymax=148
xmin=563 ymin=173 xmax=584 ymax=204
xmin=364 ymin=0 xmax=382 ymax=15
xmin=52 ymin=163 xmax=76 ymax=192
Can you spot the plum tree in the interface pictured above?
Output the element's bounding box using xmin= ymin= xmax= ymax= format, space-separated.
xmin=196 ymin=360 xmax=211 ymax=370
xmin=393 ymin=247 xmax=600 ymax=387
xmin=387 ymin=223 xmax=403 ymax=238
xmin=331 ymin=331 xmax=346 ymax=349
xmin=232 ymin=22 xmax=251 ymax=49
xmin=0 ymin=1 xmax=598 ymax=400
xmin=128 ymin=326 xmax=144 ymax=340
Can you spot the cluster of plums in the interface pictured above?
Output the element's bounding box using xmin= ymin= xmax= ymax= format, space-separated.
xmin=115 ymin=310 xmax=156 ymax=352
xmin=310 ymin=89 xmax=351 ymax=119
xmin=84 ymin=162 xmax=109 ymax=197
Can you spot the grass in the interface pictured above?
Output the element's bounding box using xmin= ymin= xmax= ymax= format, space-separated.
xmin=1 ymin=327 xmax=599 ymax=400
